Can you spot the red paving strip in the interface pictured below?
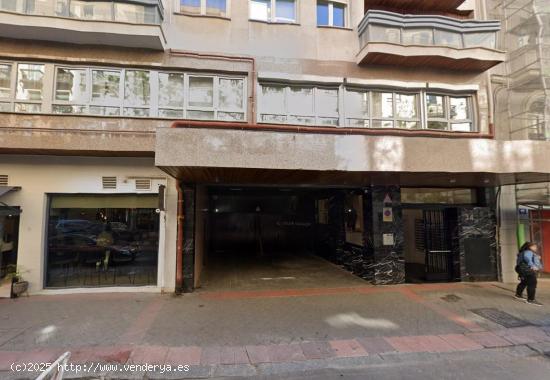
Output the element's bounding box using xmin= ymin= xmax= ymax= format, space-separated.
xmin=465 ymin=332 xmax=514 ymax=348
xmin=199 ymin=286 xmax=376 ymax=300
xmin=88 ymin=346 xmax=133 ymax=364
xmin=266 ymin=344 xmax=306 ymax=362
xmin=385 ymin=335 xmax=455 ymax=353
xmin=494 ymin=326 xmax=549 ymax=345
xmin=300 ymin=341 xmax=335 ymax=360
xmin=118 ymin=298 xmax=164 ymax=345
xmin=438 ymin=334 xmax=484 ymax=351
xmin=245 ymin=345 xmax=271 ymax=364
xmin=329 ymin=339 xmax=368 ymax=358
xmin=164 ymin=346 xmax=201 ymax=366
xmin=219 ymin=346 xmax=249 ymax=365
xmin=0 ymin=351 xmax=23 ymax=370
xmin=128 ymin=345 xmax=169 ymax=365
xmin=356 ymin=337 xmax=396 ymax=354
xmin=399 ymin=287 xmax=485 ymax=333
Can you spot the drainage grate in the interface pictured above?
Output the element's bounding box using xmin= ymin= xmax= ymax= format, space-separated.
xmin=441 ymin=294 xmax=462 ymax=303
xmin=470 ymin=308 xmax=530 ymax=328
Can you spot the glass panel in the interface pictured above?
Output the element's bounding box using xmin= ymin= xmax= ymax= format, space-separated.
xmin=372 ymin=120 xmax=393 ymax=128
xmin=0 ymin=102 xmax=11 ymax=112
xmin=316 ymin=1 xmax=328 ymax=26
xmin=426 ymin=94 xmax=445 ymax=118
xmin=315 ymin=88 xmax=338 ymax=117
xmin=250 ymin=0 xmax=270 ymax=21
xmin=53 ymin=105 xmax=87 ymax=114
xmin=206 ymin=0 xmax=226 ymax=16
xmin=181 ymin=0 xmax=201 ymax=13
xmin=260 ymin=85 xmax=285 ymax=115
xmin=123 ymin=107 xmax=149 ymax=117
xmin=219 ymin=78 xmax=244 ymax=110
xmin=55 ymin=68 xmax=87 ymax=103
xmin=427 ymin=121 xmax=448 ymax=130
xmin=333 ymin=2 xmax=345 ymax=27
xmin=450 ymin=97 xmax=470 ymax=120
xmin=288 ymin=87 xmax=313 ymax=115
xmin=89 ymin=105 xmax=120 ymax=116
xmin=434 ymin=30 xmax=462 ymax=48
xmin=0 ymin=64 xmax=11 ymax=99
xmin=395 ymin=93 xmax=417 ymax=119
xmin=26 ymin=0 xmax=56 ymax=16
xmin=0 ymin=0 xmax=25 ymax=12
xmin=158 ymin=73 xmax=184 ymax=108
xmin=464 ymin=32 xmax=496 ymax=49
xmin=345 ymin=194 xmax=364 ymax=246
xmin=287 ymin=115 xmax=315 ymax=125
xmin=14 ymin=103 xmax=41 ymax=112
xmin=396 ymin=121 xmax=419 ymax=129
xmin=16 ymin=64 xmax=44 ymax=101
xmin=345 ymin=89 xmax=368 ymax=118
xmin=261 ymin=114 xmax=286 ymax=123
xmin=159 ymin=109 xmax=184 ymax=118
xmin=115 ymin=3 xmax=149 ymax=23
xmin=346 ymin=119 xmax=369 ymax=128
xmin=218 ymin=111 xmax=245 ymax=121
xmin=70 ymin=1 xmax=112 ymax=21
xmin=92 ymin=70 xmax=121 ymax=103
xmin=318 ymin=117 xmax=338 ymax=126
xmin=124 ymin=70 xmax=150 ymax=107
xmin=402 ymin=29 xmax=433 ymax=45
xmin=368 ymin=25 xmax=400 ymax=43
xmin=188 ymin=77 xmax=214 ymax=107
xmin=451 ymin=122 xmax=472 ymax=132
xmin=46 ymin=194 xmax=159 ymax=288
xmin=401 ymin=188 xmax=476 ymax=204
xmin=372 ymin=92 xmax=393 ymax=118
xmin=187 ymin=110 xmax=215 ymax=119
xmin=275 ymin=0 xmax=295 ymax=22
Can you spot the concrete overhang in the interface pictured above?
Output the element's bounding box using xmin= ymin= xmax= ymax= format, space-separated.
xmin=0 ymin=12 xmax=166 ymax=50
xmin=357 ymin=42 xmax=505 ymax=71
xmin=155 ymin=127 xmax=550 ymax=188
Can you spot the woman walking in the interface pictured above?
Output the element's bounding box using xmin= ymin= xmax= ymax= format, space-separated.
xmin=515 ymin=242 xmax=543 ymax=306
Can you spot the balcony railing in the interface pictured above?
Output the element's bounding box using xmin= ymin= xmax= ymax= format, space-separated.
xmin=0 ymin=0 xmax=163 ymax=24
xmin=358 ymin=10 xmax=501 ymax=51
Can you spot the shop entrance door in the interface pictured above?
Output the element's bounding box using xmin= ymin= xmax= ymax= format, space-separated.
xmin=0 ymin=212 xmax=20 ymax=279
xmin=423 ymin=209 xmax=454 ymax=281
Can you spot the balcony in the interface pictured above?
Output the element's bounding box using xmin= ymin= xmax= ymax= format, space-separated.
xmin=357 ymin=10 xmax=505 ymax=71
xmin=0 ymin=0 xmax=165 ymax=50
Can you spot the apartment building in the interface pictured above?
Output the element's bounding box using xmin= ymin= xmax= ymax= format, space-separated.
xmin=0 ymin=0 xmax=548 ymax=295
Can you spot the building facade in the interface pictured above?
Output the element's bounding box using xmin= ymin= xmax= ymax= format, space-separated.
xmin=0 ymin=0 xmax=549 ymax=295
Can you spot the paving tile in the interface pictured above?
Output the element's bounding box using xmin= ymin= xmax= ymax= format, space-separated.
xmin=15 ymin=349 xmax=62 ymax=364
xmin=0 ymin=351 xmax=23 ymax=370
xmin=267 ymin=344 xmax=306 ymax=363
xmin=385 ymin=335 xmax=454 ymax=353
xmin=128 ymin=345 xmax=169 ymax=365
xmin=357 ymin=337 xmax=396 ymax=354
xmin=245 ymin=345 xmax=270 ymax=364
xmin=495 ymin=327 xmax=548 ymax=345
xmin=200 ymin=346 xmax=222 ymax=365
xmin=465 ymin=332 xmax=514 ymax=348
xmin=300 ymin=341 xmax=334 ymax=360
xmin=329 ymin=339 xmax=368 ymax=358
xmin=165 ymin=346 xmax=201 ymax=366
xmin=219 ymin=346 xmax=249 ymax=365
xmin=439 ymin=334 xmax=484 ymax=351
xmin=88 ymin=346 xmax=132 ymax=364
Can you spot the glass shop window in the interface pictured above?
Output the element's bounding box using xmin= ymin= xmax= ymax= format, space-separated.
xmin=345 ymin=194 xmax=364 ymax=246
xmin=45 ymin=194 xmax=160 ymax=288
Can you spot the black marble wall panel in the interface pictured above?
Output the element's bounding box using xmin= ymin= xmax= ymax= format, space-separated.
xmin=458 ymin=207 xmax=498 ymax=281
xmin=182 ymin=184 xmax=196 ymax=293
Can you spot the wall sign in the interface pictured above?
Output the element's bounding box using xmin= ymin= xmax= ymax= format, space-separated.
xmin=383 ymin=207 xmax=393 ymax=222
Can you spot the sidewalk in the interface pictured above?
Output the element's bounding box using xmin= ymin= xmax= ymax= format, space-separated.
xmin=1 ymin=281 xmax=550 ymax=379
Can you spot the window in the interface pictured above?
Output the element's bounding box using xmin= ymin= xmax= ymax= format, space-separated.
xmin=0 ymin=64 xmax=12 ymax=112
xmin=402 ymin=29 xmax=433 ymax=45
xmin=15 ymin=63 xmax=44 ymax=113
xmin=45 ymin=194 xmax=160 ymax=288
xmin=53 ymin=67 xmax=88 ymax=114
xmin=188 ymin=76 xmax=246 ymax=121
xmin=434 ymin=30 xmax=462 ymax=48
xmin=249 ymin=0 xmax=296 ymax=23
xmin=180 ymin=0 xmax=228 ymax=17
xmin=426 ymin=94 xmax=474 ymax=132
xmin=345 ymin=89 xmax=420 ymax=129
xmin=259 ymin=84 xmax=339 ymax=126
xmin=91 ymin=69 xmax=121 ymax=115
xmin=158 ymin=72 xmax=184 ymax=118
xmin=124 ymin=70 xmax=150 ymax=117
xmin=317 ymin=1 xmax=346 ymax=27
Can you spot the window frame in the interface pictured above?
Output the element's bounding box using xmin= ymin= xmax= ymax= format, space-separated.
xmin=425 ymin=92 xmax=476 ymax=132
xmin=14 ymin=62 xmax=46 ymax=113
xmin=0 ymin=62 xmax=16 ymax=112
xmin=316 ymin=0 xmax=347 ymax=28
xmin=177 ymin=0 xmax=230 ymax=18
xmin=249 ymin=0 xmax=298 ymax=24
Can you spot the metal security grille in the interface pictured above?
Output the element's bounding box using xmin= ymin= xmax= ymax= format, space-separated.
xmin=102 ymin=176 xmax=117 ymax=190
xmin=0 ymin=175 xmax=7 ymax=186
xmin=424 ymin=209 xmax=453 ymax=281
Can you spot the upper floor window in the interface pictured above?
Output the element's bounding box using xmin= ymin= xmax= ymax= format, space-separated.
xmin=317 ymin=0 xmax=346 ymax=28
xmin=180 ymin=0 xmax=228 ymax=17
xmin=249 ymin=0 xmax=296 ymax=23
xmin=15 ymin=63 xmax=44 ymax=113
xmin=426 ymin=94 xmax=473 ymax=132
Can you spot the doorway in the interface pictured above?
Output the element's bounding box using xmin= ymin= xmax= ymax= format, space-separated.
xmin=0 ymin=213 xmax=20 ymax=279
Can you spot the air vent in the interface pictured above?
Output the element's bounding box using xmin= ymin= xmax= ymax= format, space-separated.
xmin=102 ymin=176 xmax=117 ymax=190
xmin=135 ymin=178 xmax=152 ymax=191
xmin=0 ymin=175 xmax=7 ymax=186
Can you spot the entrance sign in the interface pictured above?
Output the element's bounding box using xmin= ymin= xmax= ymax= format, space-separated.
xmin=383 ymin=233 xmax=394 ymax=246
xmin=383 ymin=207 xmax=393 ymax=222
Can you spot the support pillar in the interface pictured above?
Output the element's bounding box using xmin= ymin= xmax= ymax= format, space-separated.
xmin=182 ymin=183 xmax=195 ymax=293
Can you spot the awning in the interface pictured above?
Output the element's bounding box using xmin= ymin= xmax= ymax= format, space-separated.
xmin=0 ymin=186 xmax=22 ymax=216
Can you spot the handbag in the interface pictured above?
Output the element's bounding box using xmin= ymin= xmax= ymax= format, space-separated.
xmin=515 ymin=250 xmax=533 ymax=276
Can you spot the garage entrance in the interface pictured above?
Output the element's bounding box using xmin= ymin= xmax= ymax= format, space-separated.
xmin=196 ymin=186 xmax=369 ymax=291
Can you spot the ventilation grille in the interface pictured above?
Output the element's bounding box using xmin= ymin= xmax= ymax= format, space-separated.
xmin=102 ymin=176 xmax=117 ymax=189
xmin=0 ymin=175 xmax=7 ymax=186
xmin=135 ymin=178 xmax=151 ymax=191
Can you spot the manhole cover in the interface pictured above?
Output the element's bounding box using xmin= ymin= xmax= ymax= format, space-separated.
xmin=441 ymin=294 xmax=462 ymax=302
xmin=470 ymin=308 xmax=530 ymax=328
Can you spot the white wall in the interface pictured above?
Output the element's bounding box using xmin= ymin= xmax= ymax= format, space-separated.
xmin=0 ymin=155 xmax=177 ymax=294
